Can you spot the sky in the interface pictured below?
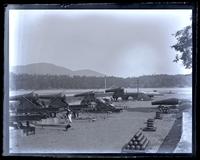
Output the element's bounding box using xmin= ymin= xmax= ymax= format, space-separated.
xmin=9 ymin=9 xmax=192 ymax=78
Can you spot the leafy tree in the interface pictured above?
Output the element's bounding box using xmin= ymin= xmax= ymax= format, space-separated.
xmin=171 ymin=23 xmax=192 ymax=69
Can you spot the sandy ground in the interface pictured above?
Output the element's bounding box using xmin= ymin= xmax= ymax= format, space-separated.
xmin=9 ymin=91 xmax=192 ymax=154
xmin=9 ymin=101 xmax=176 ymax=153
xmin=9 ymin=111 xmax=176 ymax=153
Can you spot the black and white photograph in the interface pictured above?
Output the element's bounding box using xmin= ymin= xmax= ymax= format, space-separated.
xmin=4 ymin=4 xmax=194 ymax=155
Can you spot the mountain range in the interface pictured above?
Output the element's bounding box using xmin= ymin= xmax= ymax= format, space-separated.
xmin=10 ymin=63 xmax=105 ymax=77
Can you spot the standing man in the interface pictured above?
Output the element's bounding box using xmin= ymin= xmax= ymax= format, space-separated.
xmin=64 ymin=108 xmax=72 ymax=131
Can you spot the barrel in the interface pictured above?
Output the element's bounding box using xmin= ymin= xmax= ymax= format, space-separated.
xmin=152 ymin=98 xmax=179 ymax=105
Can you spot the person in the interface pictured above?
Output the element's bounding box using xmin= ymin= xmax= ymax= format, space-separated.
xmin=67 ymin=110 xmax=72 ymax=123
xmin=65 ymin=123 xmax=71 ymax=131
xmin=72 ymin=111 xmax=79 ymax=119
xmin=64 ymin=108 xmax=72 ymax=131
xmin=26 ymin=121 xmax=30 ymax=127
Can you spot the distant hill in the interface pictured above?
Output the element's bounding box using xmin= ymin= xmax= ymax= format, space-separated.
xmin=73 ymin=69 xmax=105 ymax=77
xmin=10 ymin=63 xmax=105 ymax=77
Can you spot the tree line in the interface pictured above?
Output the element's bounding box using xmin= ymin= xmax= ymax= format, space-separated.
xmin=9 ymin=73 xmax=192 ymax=90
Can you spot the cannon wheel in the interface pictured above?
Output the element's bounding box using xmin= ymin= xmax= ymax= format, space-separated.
xmin=158 ymin=105 xmax=169 ymax=113
xmin=122 ymin=96 xmax=129 ymax=100
xmin=113 ymin=96 xmax=118 ymax=101
xmin=158 ymin=105 xmax=164 ymax=112
xmin=163 ymin=106 xmax=169 ymax=113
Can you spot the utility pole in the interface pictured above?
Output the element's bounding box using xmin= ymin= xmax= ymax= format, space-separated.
xmin=137 ymin=78 xmax=139 ymax=94
xmin=104 ymin=76 xmax=107 ymax=90
xmin=137 ymin=78 xmax=139 ymax=100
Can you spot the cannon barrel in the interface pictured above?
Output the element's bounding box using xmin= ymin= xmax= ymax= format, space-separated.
xmin=38 ymin=93 xmax=65 ymax=99
xmin=152 ymin=98 xmax=179 ymax=105
xmin=74 ymin=91 xmax=95 ymax=97
xmin=10 ymin=114 xmax=44 ymax=122
xmin=15 ymin=107 xmax=63 ymax=114
xmin=10 ymin=92 xmax=39 ymax=101
xmin=105 ymin=87 xmax=124 ymax=93
xmin=69 ymin=104 xmax=89 ymax=110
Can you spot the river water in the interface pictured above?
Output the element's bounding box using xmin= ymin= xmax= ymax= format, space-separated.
xmin=10 ymin=87 xmax=192 ymax=100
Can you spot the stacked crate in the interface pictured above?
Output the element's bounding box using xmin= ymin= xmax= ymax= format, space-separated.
xmin=122 ymin=130 xmax=149 ymax=153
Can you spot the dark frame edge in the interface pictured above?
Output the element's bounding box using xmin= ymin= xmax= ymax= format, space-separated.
xmin=2 ymin=2 xmax=197 ymax=158
xmin=3 ymin=5 xmax=10 ymax=156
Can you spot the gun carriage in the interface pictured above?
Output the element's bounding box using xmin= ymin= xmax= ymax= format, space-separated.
xmin=151 ymin=98 xmax=179 ymax=113
xmin=105 ymin=87 xmax=152 ymax=101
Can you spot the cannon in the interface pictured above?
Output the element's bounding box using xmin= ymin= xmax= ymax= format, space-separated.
xmin=9 ymin=92 xmax=93 ymax=131
xmin=38 ymin=93 xmax=69 ymax=109
xmin=9 ymin=92 xmax=71 ymax=124
xmin=152 ymin=98 xmax=179 ymax=105
xmin=151 ymin=98 xmax=179 ymax=113
xmin=105 ymin=87 xmax=124 ymax=93
xmin=74 ymin=91 xmax=95 ymax=97
xmin=105 ymin=87 xmax=124 ymax=101
xmin=74 ymin=91 xmax=96 ymax=105
xmin=10 ymin=114 xmax=44 ymax=122
xmin=38 ymin=93 xmax=66 ymax=100
xmin=105 ymin=87 xmax=152 ymax=101
xmin=74 ymin=91 xmax=122 ymax=113
xmin=10 ymin=92 xmax=39 ymax=101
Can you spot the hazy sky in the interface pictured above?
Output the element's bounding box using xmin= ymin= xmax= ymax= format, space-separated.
xmin=9 ymin=9 xmax=192 ymax=77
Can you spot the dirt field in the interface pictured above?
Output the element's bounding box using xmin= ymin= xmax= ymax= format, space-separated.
xmin=9 ymin=111 xmax=177 ymax=153
xmin=9 ymin=89 xmax=192 ymax=154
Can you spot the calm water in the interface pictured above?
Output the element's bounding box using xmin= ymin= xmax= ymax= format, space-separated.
xmin=10 ymin=87 xmax=192 ymax=100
